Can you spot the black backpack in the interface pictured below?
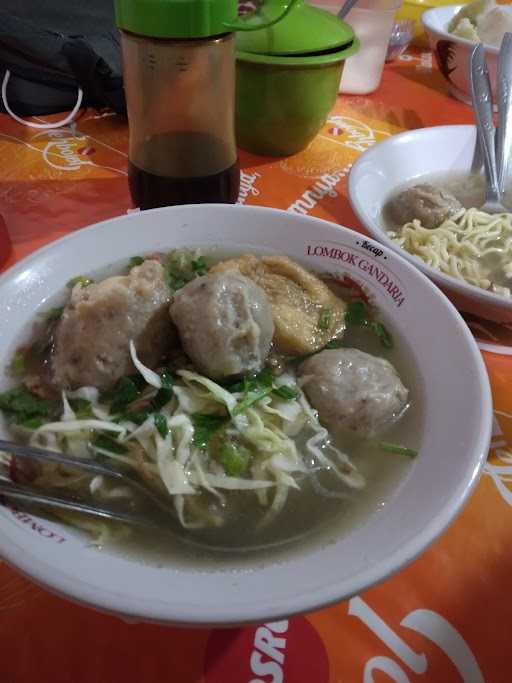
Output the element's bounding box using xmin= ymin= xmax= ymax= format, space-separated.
xmin=0 ymin=0 xmax=125 ymax=117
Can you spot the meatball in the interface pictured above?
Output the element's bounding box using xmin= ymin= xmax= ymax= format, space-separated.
xmin=211 ymin=254 xmax=346 ymax=356
xmin=299 ymin=348 xmax=408 ymax=437
xmin=53 ymin=260 xmax=173 ymax=390
xmin=388 ymin=183 xmax=463 ymax=229
xmin=170 ymin=270 xmax=274 ymax=380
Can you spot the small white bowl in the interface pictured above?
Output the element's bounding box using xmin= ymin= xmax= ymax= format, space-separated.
xmin=422 ymin=5 xmax=498 ymax=105
xmin=0 ymin=204 xmax=491 ymax=625
xmin=348 ymin=123 xmax=512 ymax=323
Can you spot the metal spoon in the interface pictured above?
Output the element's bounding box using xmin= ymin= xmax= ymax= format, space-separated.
xmin=338 ymin=0 xmax=359 ymax=19
xmin=470 ymin=37 xmax=512 ymax=213
xmin=496 ymin=33 xmax=512 ymax=195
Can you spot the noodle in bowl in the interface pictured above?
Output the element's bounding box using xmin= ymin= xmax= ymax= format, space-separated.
xmin=389 ymin=208 xmax=512 ymax=298
xmin=348 ymin=124 xmax=512 ymax=323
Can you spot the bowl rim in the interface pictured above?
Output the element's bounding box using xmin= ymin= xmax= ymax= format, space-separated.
xmin=0 ymin=204 xmax=493 ymax=625
xmin=348 ymin=123 xmax=512 ymax=312
xmin=421 ymin=4 xmax=500 ymax=54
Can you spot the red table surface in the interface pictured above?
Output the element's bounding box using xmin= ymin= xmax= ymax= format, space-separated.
xmin=1 ymin=48 xmax=512 ymax=683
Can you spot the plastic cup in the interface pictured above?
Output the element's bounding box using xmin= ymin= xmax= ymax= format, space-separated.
xmin=306 ymin=0 xmax=402 ymax=94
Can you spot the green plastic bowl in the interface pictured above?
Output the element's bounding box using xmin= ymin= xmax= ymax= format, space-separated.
xmin=235 ymin=39 xmax=359 ymax=157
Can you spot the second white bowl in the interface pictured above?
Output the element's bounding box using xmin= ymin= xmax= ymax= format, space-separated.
xmin=348 ymin=123 xmax=512 ymax=322
xmin=422 ymin=5 xmax=498 ymax=105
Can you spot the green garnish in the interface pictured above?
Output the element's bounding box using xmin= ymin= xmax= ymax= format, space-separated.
xmin=159 ymin=371 xmax=174 ymax=390
xmin=219 ymin=441 xmax=251 ymax=477
xmin=115 ymin=409 xmax=150 ymax=426
xmin=154 ymin=413 xmax=169 ymax=439
xmin=0 ymin=387 xmax=55 ymax=423
xmin=345 ymin=300 xmax=393 ymax=349
xmin=69 ymin=398 xmax=94 ymax=419
xmin=272 ymin=384 xmax=299 ymax=400
xmin=105 ymin=375 xmax=146 ymax=414
xmin=93 ymin=434 xmax=128 ymax=454
xmin=325 ymin=338 xmax=345 ymax=349
xmin=191 ymin=256 xmax=208 ymax=275
xmin=232 ymin=368 xmax=274 ymax=416
xmin=165 ymin=250 xmax=209 ymax=291
xmin=9 ymin=352 xmax=25 ymax=376
xmin=31 ymin=338 xmax=52 ymax=357
xmin=41 ymin=306 xmax=64 ymax=322
xmin=369 ymin=321 xmax=393 ymax=349
xmin=166 ymin=271 xmax=188 ymax=291
xmin=129 ymin=256 xmax=144 ymax=268
xmin=318 ymin=307 xmax=332 ymax=330
xmin=191 ymin=413 xmax=229 ymax=450
xmin=67 ymin=275 xmax=94 ymax=288
xmin=21 ymin=417 xmax=44 ymax=430
xmin=345 ymin=301 xmax=367 ymax=326
xmin=378 ymin=441 xmax=417 ymax=458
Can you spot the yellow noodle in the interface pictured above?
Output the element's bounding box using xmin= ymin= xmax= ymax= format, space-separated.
xmin=389 ymin=208 xmax=512 ymax=297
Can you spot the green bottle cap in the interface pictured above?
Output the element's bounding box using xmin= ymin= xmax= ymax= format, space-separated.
xmin=114 ymin=0 xmax=238 ymax=39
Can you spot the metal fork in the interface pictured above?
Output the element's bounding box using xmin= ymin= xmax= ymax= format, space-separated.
xmin=0 ymin=439 xmax=173 ymax=528
xmin=470 ymin=34 xmax=512 ymax=214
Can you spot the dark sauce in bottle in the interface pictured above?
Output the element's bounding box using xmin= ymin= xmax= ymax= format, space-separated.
xmin=128 ymin=132 xmax=240 ymax=210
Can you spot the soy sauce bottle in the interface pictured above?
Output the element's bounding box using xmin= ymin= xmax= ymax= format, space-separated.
xmin=115 ymin=0 xmax=300 ymax=209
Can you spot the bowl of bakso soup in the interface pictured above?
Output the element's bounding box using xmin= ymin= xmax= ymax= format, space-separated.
xmin=0 ymin=204 xmax=491 ymax=625
xmin=349 ymin=124 xmax=512 ymax=323
xmin=422 ymin=1 xmax=512 ymax=105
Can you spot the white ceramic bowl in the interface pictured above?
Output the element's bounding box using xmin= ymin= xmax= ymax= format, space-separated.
xmin=422 ymin=5 xmax=498 ymax=105
xmin=0 ymin=204 xmax=491 ymax=625
xmin=349 ymin=123 xmax=512 ymax=323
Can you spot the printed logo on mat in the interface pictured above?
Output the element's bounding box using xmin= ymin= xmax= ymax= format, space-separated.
xmin=204 ymin=617 xmax=329 ymax=683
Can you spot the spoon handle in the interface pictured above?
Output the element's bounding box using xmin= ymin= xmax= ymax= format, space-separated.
xmin=338 ymin=0 xmax=359 ymax=19
xmin=496 ymin=33 xmax=512 ymax=194
xmin=470 ymin=43 xmax=501 ymax=205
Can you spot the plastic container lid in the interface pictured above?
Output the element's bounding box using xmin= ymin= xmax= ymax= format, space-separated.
xmin=236 ymin=0 xmax=355 ymax=56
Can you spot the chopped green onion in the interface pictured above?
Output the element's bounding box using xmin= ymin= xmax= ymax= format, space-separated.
xmin=166 ymin=270 xmax=188 ymax=291
xmin=9 ymin=352 xmax=25 ymax=376
xmin=31 ymin=338 xmax=52 ymax=357
xmin=345 ymin=301 xmax=367 ymax=325
xmin=41 ymin=306 xmax=64 ymax=322
xmin=232 ymin=368 xmax=274 ymax=416
xmin=345 ymin=300 xmax=393 ymax=349
xmin=219 ymin=441 xmax=251 ymax=477
xmin=116 ymin=409 xmax=150 ymax=426
xmin=318 ymin=307 xmax=332 ymax=330
xmin=67 ymin=275 xmax=94 ymax=289
xmin=154 ymin=413 xmax=169 ymax=439
xmin=325 ymin=338 xmax=345 ymax=349
xmin=159 ymin=371 xmax=174 ymax=390
xmin=378 ymin=441 xmax=417 ymax=458
xmin=191 ymin=256 xmax=208 ymax=275
xmin=93 ymin=434 xmax=128 ymax=454
xmin=369 ymin=321 xmax=393 ymax=349
xmin=0 ymin=387 xmax=56 ymax=424
xmin=105 ymin=375 xmax=145 ymax=414
xmin=151 ymin=388 xmax=173 ymax=412
xmin=69 ymin=398 xmax=94 ymax=419
xmin=129 ymin=256 xmax=144 ymax=268
xmin=21 ymin=417 xmax=44 ymax=430
xmin=191 ymin=413 xmax=228 ymax=450
xmin=272 ymin=385 xmax=299 ymax=400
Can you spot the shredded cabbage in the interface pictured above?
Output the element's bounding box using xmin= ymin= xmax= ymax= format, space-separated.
xmin=129 ymin=340 xmax=162 ymax=389
xmin=17 ymin=341 xmax=365 ymax=533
